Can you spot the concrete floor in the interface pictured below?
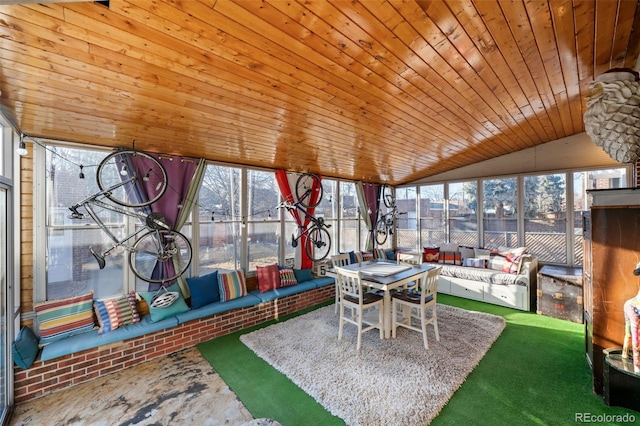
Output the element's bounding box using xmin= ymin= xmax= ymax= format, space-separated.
xmin=9 ymin=347 xmax=264 ymax=426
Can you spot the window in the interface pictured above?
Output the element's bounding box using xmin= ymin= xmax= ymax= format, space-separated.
xmin=482 ymin=177 xmax=517 ymax=248
xmin=197 ymin=164 xmax=242 ymax=273
xmin=339 ymin=181 xmax=359 ymax=252
xmin=572 ymin=168 xmax=627 ymax=265
xmin=419 ymin=184 xmax=445 ymax=247
xmin=448 ymin=181 xmax=478 ymax=247
xmin=246 ymin=169 xmax=280 ymax=270
xmin=396 ymin=186 xmax=417 ymax=250
xmin=44 ymin=146 xmax=128 ymax=299
xmin=524 ymin=174 xmax=567 ymax=263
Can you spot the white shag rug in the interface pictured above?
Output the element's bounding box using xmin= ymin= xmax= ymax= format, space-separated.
xmin=240 ymin=304 xmax=505 ymax=426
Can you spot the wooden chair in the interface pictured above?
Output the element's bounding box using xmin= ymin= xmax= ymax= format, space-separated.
xmin=391 ymin=266 xmax=442 ymax=349
xmin=397 ymin=252 xmax=422 ymax=289
xmin=397 ymin=252 xmax=422 ymax=265
xmin=331 ymin=253 xmax=352 ymax=313
xmin=335 ymin=266 xmax=384 ymax=351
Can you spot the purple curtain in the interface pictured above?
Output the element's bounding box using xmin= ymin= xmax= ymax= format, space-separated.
xmin=131 ymin=153 xmax=199 ymax=291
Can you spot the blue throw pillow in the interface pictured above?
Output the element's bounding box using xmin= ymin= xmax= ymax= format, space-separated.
xmin=12 ymin=326 xmax=40 ymax=369
xmin=140 ymin=283 xmax=190 ymax=323
xmin=293 ymin=268 xmax=314 ymax=283
xmin=186 ymin=271 xmax=219 ymax=309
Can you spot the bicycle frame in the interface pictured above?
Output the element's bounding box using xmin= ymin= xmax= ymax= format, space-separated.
xmin=277 ymin=199 xmax=331 ymax=261
xmin=69 ymin=178 xmax=167 ymax=252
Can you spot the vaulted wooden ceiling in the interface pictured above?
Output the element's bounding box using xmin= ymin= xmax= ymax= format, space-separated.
xmin=1 ymin=0 xmax=639 ymax=184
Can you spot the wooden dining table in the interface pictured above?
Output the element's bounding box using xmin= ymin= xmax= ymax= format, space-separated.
xmin=328 ymin=259 xmax=435 ymax=339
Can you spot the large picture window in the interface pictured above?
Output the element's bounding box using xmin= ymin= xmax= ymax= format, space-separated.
xmin=482 ymin=177 xmax=517 ymax=248
xmin=449 ymin=181 xmax=478 ymax=247
xmin=524 ymin=174 xmax=567 ymax=263
xmin=197 ymin=164 xmax=242 ymax=274
xmin=45 ymin=146 xmax=127 ymax=300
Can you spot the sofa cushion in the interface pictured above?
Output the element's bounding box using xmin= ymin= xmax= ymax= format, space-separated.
xmin=34 ymin=291 xmax=96 ymax=345
xmin=279 ymin=267 xmax=298 ymax=287
xmin=94 ymin=292 xmax=140 ymax=334
xmin=12 ymin=326 xmax=40 ymax=369
xmin=175 ymin=293 xmax=262 ymax=324
xmin=463 ymin=257 xmax=486 ymax=268
xmin=423 ymin=247 xmax=440 ymax=262
xmin=250 ymin=279 xmax=317 ymax=303
xmin=501 ymin=247 xmax=527 ymax=274
xmin=257 ymin=264 xmax=280 ymax=293
xmin=293 ymin=268 xmax=314 ymax=283
xmin=373 ymin=248 xmax=386 ymax=259
xmin=40 ymin=315 xmax=179 ymax=362
xmin=459 ymin=247 xmax=475 ymax=260
xmin=187 ymin=271 xmax=220 ymax=308
xmin=140 ymin=283 xmax=190 ymax=323
xmin=474 ymin=248 xmax=492 ymax=259
xmin=218 ymin=269 xmax=248 ymax=301
xmin=439 ymin=264 xmax=528 ymax=286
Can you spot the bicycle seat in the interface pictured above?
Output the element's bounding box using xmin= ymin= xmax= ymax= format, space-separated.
xmin=90 ymin=246 xmax=106 ymax=269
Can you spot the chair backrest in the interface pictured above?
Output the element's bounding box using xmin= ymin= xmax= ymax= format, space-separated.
xmin=335 ymin=266 xmax=363 ymax=302
xmin=397 ymin=252 xmax=422 ymax=266
xmin=419 ymin=266 xmax=441 ymax=302
xmin=331 ymin=253 xmax=351 ymax=269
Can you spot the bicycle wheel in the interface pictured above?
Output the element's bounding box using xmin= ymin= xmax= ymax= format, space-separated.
xmin=130 ymin=229 xmax=192 ymax=283
xmin=295 ymin=173 xmax=323 ymax=208
xmin=381 ymin=184 xmax=394 ymax=208
xmin=97 ymin=149 xmax=167 ymax=208
xmin=304 ymin=226 xmax=331 ymax=261
xmin=375 ymin=216 xmax=389 ymax=245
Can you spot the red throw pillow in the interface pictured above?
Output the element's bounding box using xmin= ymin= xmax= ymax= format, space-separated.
xmin=257 ymin=264 xmax=280 ymax=293
xmin=423 ymin=247 xmax=440 ymax=263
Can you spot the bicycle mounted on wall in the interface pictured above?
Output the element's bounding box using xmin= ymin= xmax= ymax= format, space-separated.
xmin=68 ymin=149 xmax=193 ymax=307
xmin=375 ymin=184 xmax=406 ymax=246
xmin=277 ymin=172 xmax=332 ymax=262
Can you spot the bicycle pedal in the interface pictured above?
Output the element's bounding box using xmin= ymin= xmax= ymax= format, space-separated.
xmin=68 ymin=213 xmax=84 ymax=219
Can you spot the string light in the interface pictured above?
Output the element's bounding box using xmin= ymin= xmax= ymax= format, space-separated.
xmin=78 ymin=165 xmax=85 ymax=179
xmin=17 ymin=136 xmax=27 ymax=156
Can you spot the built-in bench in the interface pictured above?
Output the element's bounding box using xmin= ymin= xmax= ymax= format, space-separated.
xmin=14 ymin=273 xmax=335 ymax=403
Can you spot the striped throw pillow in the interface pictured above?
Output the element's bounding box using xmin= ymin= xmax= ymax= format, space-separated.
xmin=279 ymin=268 xmax=298 ymax=287
xmin=373 ymin=248 xmax=386 ymax=259
xmin=218 ymin=270 xmax=247 ymax=302
xmin=34 ymin=292 xmax=96 ymax=344
xmin=94 ymin=292 xmax=140 ymax=334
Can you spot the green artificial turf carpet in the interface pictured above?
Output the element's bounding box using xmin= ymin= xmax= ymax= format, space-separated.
xmin=198 ymin=296 xmax=637 ymax=425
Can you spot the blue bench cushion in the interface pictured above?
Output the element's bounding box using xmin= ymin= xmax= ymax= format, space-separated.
xmin=37 ymin=276 xmax=335 ymax=363
xmin=40 ymin=315 xmax=179 ymax=362
xmin=250 ymin=276 xmax=334 ymax=303
xmin=175 ymin=293 xmax=262 ymax=324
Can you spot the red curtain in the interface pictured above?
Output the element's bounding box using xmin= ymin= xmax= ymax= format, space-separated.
xmin=275 ymin=170 xmax=322 ymax=269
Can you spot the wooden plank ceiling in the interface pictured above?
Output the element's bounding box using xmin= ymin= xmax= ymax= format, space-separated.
xmin=1 ymin=0 xmax=639 ymax=185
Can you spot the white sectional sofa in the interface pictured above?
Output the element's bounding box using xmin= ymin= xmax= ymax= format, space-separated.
xmin=433 ymin=245 xmax=538 ymax=311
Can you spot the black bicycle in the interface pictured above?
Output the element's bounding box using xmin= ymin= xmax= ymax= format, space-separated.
xmin=375 ymin=184 xmax=405 ymax=245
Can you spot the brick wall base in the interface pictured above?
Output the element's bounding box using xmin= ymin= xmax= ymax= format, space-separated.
xmin=14 ymin=285 xmax=334 ymax=404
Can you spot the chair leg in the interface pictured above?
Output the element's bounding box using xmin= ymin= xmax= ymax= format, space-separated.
xmin=421 ymin=306 xmax=429 ymax=350
xmin=378 ymin=303 xmax=384 ymax=339
xmin=338 ymin=303 xmax=344 ymax=341
xmin=334 ymin=283 xmax=339 ymax=314
xmin=356 ymin=312 xmax=363 ymax=351
xmin=391 ymin=301 xmax=397 ymax=339
xmin=432 ymin=306 xmax=440 ymax=341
